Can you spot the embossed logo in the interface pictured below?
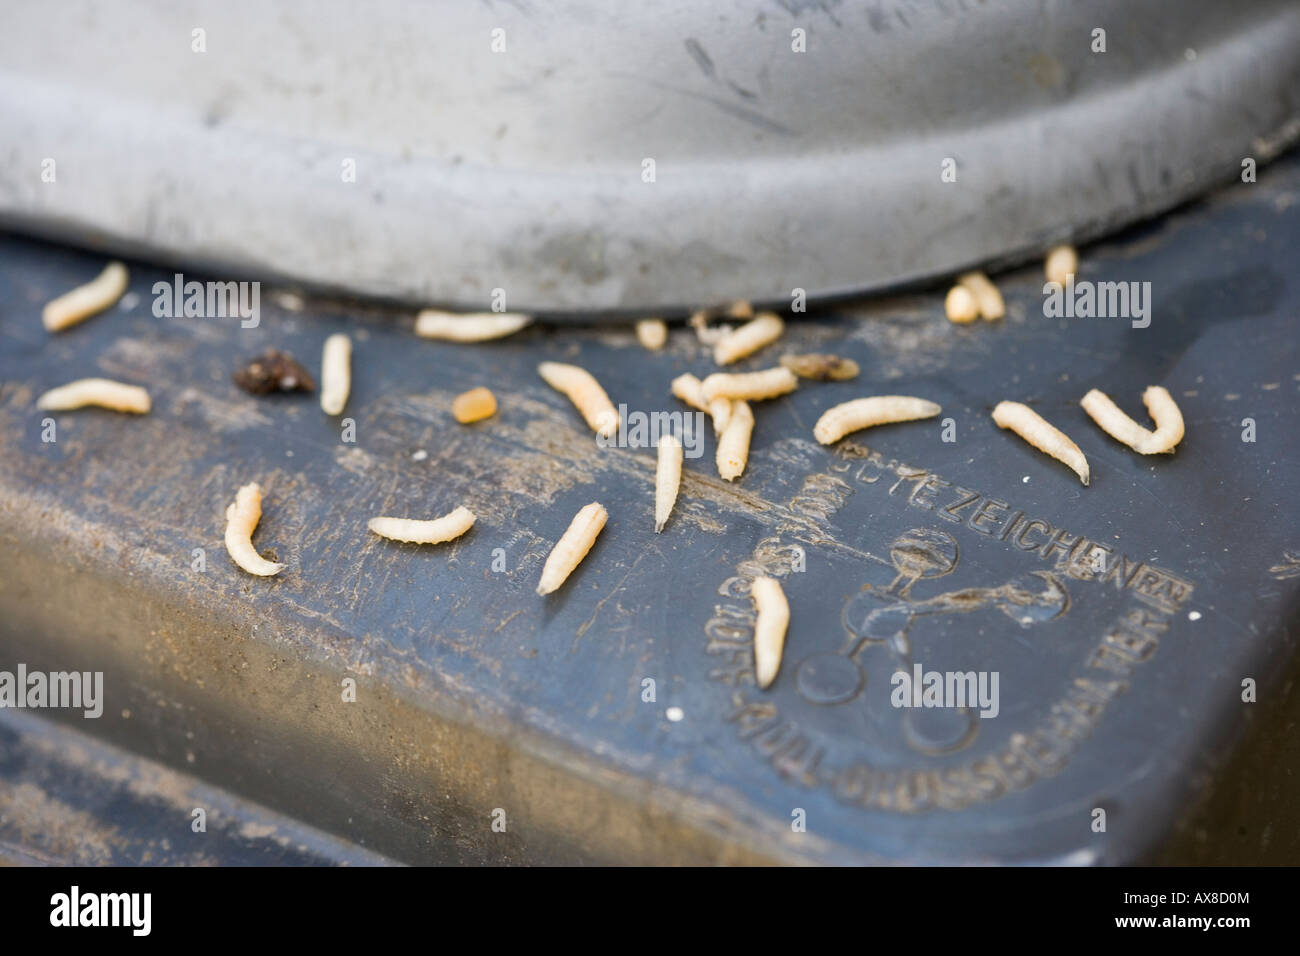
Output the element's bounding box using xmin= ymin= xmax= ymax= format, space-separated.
xmin=704 ymin=440 xmax=1195 ymax=813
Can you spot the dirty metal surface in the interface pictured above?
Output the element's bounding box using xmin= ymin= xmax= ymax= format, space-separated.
xmin=0 ymin=709 xmax=396 ymax=866
xmin=1 ymin=158 xmax=1299 ymax=864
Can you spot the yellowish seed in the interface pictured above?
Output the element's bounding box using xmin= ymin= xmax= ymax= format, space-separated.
xmin=453 ymin=387 xmax=498 ymax=424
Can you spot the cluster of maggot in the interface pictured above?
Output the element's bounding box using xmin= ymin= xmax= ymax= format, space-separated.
xmin=37 ymin=257 xmax=1186 ymax=696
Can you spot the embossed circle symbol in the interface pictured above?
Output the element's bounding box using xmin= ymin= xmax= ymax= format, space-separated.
xmin=902 ymin=707 xmax=979 ymax=756
xmin=889 ymin=528 xmax=958 ymax=579
xmin=998 ymin=571 xmax=1069 ymax=625
xmin=843 ymin=593 xmax=912 ymax=643
xmin=796 ymin=653 xmax=865 ymax=705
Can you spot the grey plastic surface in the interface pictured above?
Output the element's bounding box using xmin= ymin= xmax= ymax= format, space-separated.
xmin=1 ymin=1 xmax=1299 ymax=312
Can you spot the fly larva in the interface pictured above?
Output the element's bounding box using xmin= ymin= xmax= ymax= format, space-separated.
xmin=689 ymin=300 xmax=750 ymax=345
xmin=716 ymin=400 xmax=754 ymax=481
xmin=42 ymin=261 xmax=129 ymax=332
xmin=1045 ymin=245 xmax=1079 ymax=286
xmin=709 ymin=397 xmax=732 ymax=436
xmin=713 ymin=312 xmax=784 ymax=365
xmin=813 ymin=396 xmax=941 ymax=445
xmin=36 ymin=378 xmax=151 ymax=414
xmin=636 ymin=318 xmax=668 ymax=351
xmin=414 ymin=309 xmax=532 ymax=342
xmin=751 ymin=577 xmax=789 ymax=690
xmin=958 ymin=271 xmax=1005 ymax=321
xmin=992 ymin=401 xmax=1090 ymax=485
xmin=689 ymin=311 xmax=731 ymax=346
xmin=537 ymin=502 xmax=608 ymax=595
xmin=670 ymin=373 xmax=709 ymax=412
xmin=701 ymin=367 xmax=798 ymax=403
xmin=671 ymin=372 xmax=728 ymax=432
xmin=453 ymin=386 xmax=498 ymax=423
xmin=224 ymin=482 xmax=286 ymax=577
xmin=1081 ymin=385 xmax=1184 ymax=454
xmin=655 ymin=434 xmax=682 ymax=533
xmin=319 ymin=333 xmax=352 ymax=415
xmin=537 ymin=361 xmax=619 ymax=438
xmin=368 ymin=506 xmax=476 ymax=544
xmin=944 ymin=285 xmax=980 ymax=324
xmin=780 ymin=353 xmax=860 ymax=381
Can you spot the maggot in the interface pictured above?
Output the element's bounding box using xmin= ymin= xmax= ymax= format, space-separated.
xmin=689 ymin=300 xmax=751 ymax=345
xmin=1081 ymin=385 xmax=1184 ymax=454
xmin=751 ymin=577 xmax=789 ymax=690
xmin=709 ymin=397 xmax=732 ymax=435
xmin=368 ymin=506 xmax=476 ymax=544
xmin=958 ymin=271 xmax=1005 ymax=321
xmin=42 ymin=261 xmax=129 ymax=332
xmin=713 ymin=312 xmax=784 ymax=365
xmin=701 ymin=367 xmax=797 ymax=403
xmin=716 ymin=400 xmax=754 ymax=481
xmin=636 ymin=318 xmax=668 ymax=351
xmin=319 ymin=333 xmax=352 ymax=415
xmin=36 ymin=378 xmax=151 ymax=414
xmin=1045 ymin=245 xmax=1079 ymax=287
xmin=538 ymin=361 xmax=620 ymax=438
xmin=414 ymin=310 xmax=532 ymax=341
xmin=992 ymin=401 xmax=1090 ymax=485
xmin=813 ymin=396 xmax=941 ymax=445
xmin=537 ymin=502 xmax=608 ymax=595
xmin=944 ymin=285 xmax=980 ymax=324
xmin=224 ymin=482 xmax=286 ymax=577
xmin=670 ymin=373 xmax=709 ymax=412
xmin=671 ymin=373 xmax=729 ymax=433
xmin=655 ymin=433 xmax=682 ymax=533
